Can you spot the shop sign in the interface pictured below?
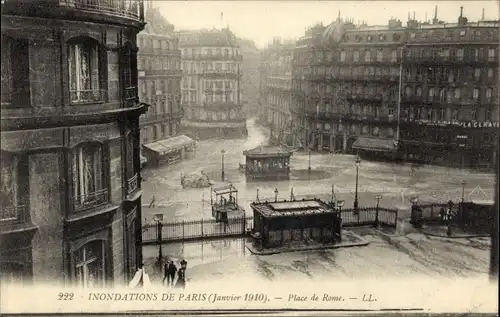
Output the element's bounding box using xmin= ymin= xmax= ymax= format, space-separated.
xmin=414 ymin=120 xmax=499 ymax=128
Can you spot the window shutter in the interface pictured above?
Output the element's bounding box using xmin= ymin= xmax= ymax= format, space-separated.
xmin=91 ymin=45 xmax=100 ymax=99
xmin=94 ymin=146 xmax=103 ymax=191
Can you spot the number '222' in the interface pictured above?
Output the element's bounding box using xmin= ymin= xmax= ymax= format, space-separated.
xmin=58 ymin=293 xmax=74 ymax=300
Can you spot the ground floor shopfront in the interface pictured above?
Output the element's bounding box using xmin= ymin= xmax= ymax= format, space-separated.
xmin=142 ymin=135 xmax=196 ymax=167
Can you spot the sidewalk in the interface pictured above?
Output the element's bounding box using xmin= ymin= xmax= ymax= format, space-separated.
xmin=245 ymin=230 xmax=369 ymax=255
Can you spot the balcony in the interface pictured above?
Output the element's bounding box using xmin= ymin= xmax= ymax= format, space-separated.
xmin=305 ymin=111 xmax=395 ymax=124
xmin=141 ymin=69 xmax=182 ymax=77
xmin=0 ymin=205 xmax=27 ymax=223
xmin=201 ymin=70 xmax=241 ymax=78
xmin=139 ymin=48 xmax=181 ymax=56
xmin=73 ymin=188 xmax=109 ymax=212
xmin=125 ymin=86 xmax=138 ymax=101
xmin=404 ymin=55 xmax=498 ymax=66
xmin=70 ymin=89 xmax=107 ymax=104
xmin=127 ymin=173 xmax=139 ymax=196
xmin=346 ymin=94 xmax=383 ymax=103
xmin=183 ymin=54 xmax=243 ymax=61
xmin=62 ymin=0 xmax=143 ymax=21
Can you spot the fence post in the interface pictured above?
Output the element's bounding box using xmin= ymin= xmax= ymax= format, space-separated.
xmin=182 ymin=220 xmax=185 ymax=240
xmin=394 ymin=209 xmax=399 ymax=228
xmin=242 ymin=215 xmax=246 ymax=234
xmin=201 ymin=218 xmax=204 ymax=238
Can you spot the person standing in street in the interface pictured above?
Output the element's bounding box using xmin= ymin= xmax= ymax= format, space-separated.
xmin=167 ymin=261 xmax=177 ymax=287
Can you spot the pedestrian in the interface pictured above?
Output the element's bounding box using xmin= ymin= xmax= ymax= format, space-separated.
xmin=175 ymin=267 xmax=186 ymax=289
xmin=162 ymin=260 xmax=169 ymax=285
xmin=167 ymin=261 xmax=177 ymax=287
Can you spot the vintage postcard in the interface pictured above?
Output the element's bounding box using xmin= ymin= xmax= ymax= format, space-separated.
xmin=0 ymin=0 xmax=498 ymax=315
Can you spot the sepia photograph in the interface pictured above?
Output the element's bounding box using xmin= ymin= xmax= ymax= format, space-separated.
xmin=0 ymin=0 xmax=498 ymax=315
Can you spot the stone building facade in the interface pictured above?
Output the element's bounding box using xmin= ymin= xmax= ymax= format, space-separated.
xmin=1 ymin=0 xmax=147 ymax=287
xmin=259 ymin=38 xmax=296 ymax=147
xmin=178 ymin=28 xmax=247 ymax=139
xmin=137 ymin=6 xmax=183 ymax=147
xmin=292 ymin=8 xmax=498 ymax=168
xmin=400 ymin=8 xmax=499 ymax=169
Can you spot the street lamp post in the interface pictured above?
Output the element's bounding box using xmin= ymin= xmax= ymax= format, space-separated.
xmin=274 ymin=188 xmax=279 ymax=202
xmin=154 ymin=213 xmax=164 ymax=263
xmin=354 ymin=156 xmax=361 ymax=212
xmin=410 ymin=196 xmax=419 ymax=227
xmin=221 ymin=149 xmax=226 ymax=181
xmin=308 ymin=149 xmax=311 ymax=173
xmin=461 ymin=180 xmax=466 ymax=203
xmin=374 ymin=195 xmax=382 ymax=228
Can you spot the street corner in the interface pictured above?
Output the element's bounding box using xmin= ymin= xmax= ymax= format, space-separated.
xmin=244 ymin=230 xmax=369 ymax=256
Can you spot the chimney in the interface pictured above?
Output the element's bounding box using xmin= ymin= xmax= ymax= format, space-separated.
xmin=408 ymin=12 xmax=410 ymax=21
xmin=413 ymin=11 xmax=416 ymax=20
xmin=425 ymin=12 xmax=428 ymax=22
xmin=460 ymin=6 xmax=463 ymax=17
xmin=433 ymin=5 xmax=438 ymax=24
xmin=482 ymin=8 xmax=485 ymax=20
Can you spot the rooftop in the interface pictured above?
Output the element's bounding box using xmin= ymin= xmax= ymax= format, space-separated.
xmin=251 ymin=198 xmax=336 ymax=218
xmin=243 ymin=145 xmax=293 ymax=157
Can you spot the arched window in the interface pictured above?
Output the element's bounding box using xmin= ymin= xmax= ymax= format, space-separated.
xmin=364 ymin=50 xmax=371 ymax=62
xmin=416 ymin=87 xmax=422 ymax=97
xmin=72 ymin=142 xmax=107 ymax=212
xmin=74 ymin=240 xmax=105 ymax=288
xmin=428 ymin=88 xmax=435 ymax=100
xmin=68 ymin=37 xmax=103 ymax=104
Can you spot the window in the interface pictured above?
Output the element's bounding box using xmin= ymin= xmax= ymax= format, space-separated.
xmin=74 ymin=240 xmax=105 ymax=288
xmin=456 ymin=48 xmax=464 ymax=61
xmin=473 ymin=88 xmax=479 ymax=100
xmin=379 ymin=35 xmax=385 ymax=41
xmin=376 ymin=50 xmax=383 ymax=62
xmin=1 ymin=36 xmax=31 ymax=107
xmin=391 ymin=50 xmax=397 ymax=62
xmin=0 ymin=152 xmax=28 ymax=222
xmin=442 ymin=49 xmax=450 ymax=60
xmin=487 ymin=68 xmax=494 ymax=80
xmin=439 ymin=88 xmax=446 ymax=102
xmin=471 ymin=109 xmax=477 ymax=120
xmin=452 ymin=109 xmax=459 ymax=120
xmin=405 ymin=86 xmax=412 ymax=97
xmin=416 ymin=87 xmax=422 ymax=97
xmin=473 ymin=48 xmax=479 ymax=61
xmin=486 ymin=48 xmax=496 ymax=63
xmin=364 ymin=50 xmax=371 ymax=62
xmin=475 ymin=30 xmax=481 ymax=38
xmin=486 ymin=88 xmax=493 ymax=100
xmin=428 ymin=88 xmax=435 ymax=100
xmin=353 ymin=51 xmax=360 ymax=62
xmin=340 ymin=51 xmax=346 ymax=62
xmin=474 ymin=68 xmax=481 ymax=81
xmin=459 ymin=30 xmax=466 ymax=37
xmin=122 ymin=43 xmax=137 ymax=102
xmin=68 ymin=37 xmax=103 ymax=104
xmin=72 ymin=143 xmax=107 ymax=212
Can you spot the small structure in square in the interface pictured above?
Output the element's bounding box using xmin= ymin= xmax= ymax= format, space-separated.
xmin=250 ymin=197 xmax=342 ymax=250
xmin=211 ymin=184 xmax=246 ymax=223
xmin=243 ymin=146 xmax=292 ymax=181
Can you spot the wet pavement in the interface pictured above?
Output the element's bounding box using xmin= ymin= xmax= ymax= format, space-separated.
xmin=143 ymin=227 xmax=491 ymax=284
xmin=140 ymin=118 xmax=495 ymax=224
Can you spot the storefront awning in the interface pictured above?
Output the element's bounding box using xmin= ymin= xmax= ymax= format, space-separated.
xmin=352 ymin=137 xmax=398 ymax=152
xmin=143 ymin=135 xmax=195 ymax=156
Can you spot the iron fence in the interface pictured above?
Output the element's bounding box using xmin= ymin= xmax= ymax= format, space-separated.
xmin=141 ymin=207 xmax=398 ymax=244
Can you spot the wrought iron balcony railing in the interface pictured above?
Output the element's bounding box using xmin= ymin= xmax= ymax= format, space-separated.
xmin=0 ymin=205 xmax=27 ymax=223
xmin=63 ymin=0 xmax=142 ymax=21
xmin=73 ymin=188 xmax=109 ymax=212
xmin=70 ymin=89 xmax=107 ymax=104
xmin=125 ymin=86 xmax=138 ymax=101
xmin=127 ymin=173 xmax=139 ymax=195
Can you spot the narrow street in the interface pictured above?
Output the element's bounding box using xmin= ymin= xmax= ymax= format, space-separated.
xmin=141 ymin=118 xmax=495 ymax=223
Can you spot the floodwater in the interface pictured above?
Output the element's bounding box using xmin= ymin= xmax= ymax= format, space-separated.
xmin=140 ymin=118 xmax=495 ymax=224
xmin=143 ymin=227 xmax=491 ymax=284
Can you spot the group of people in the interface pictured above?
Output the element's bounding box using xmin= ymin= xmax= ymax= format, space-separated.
xmin=163 ymin=259 xmax=187 ymax=288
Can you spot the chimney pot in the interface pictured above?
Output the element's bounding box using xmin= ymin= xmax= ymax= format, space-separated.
xmin=460 ymin=6 xmax=464 ymax=17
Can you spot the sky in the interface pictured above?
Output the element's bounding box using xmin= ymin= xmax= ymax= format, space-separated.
xmin=153 ymin=1 xmax=499 ymax=48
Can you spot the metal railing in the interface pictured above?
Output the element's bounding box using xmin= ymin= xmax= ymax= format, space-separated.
xmin=0 ymin=205 xmax=27 ymax=222
xmin=73 ymin=188 xmax=109 ymax=212
xmin=64 ymin=0 xmax=142 ymax=20
xmin=127 ymin=173 xmax=139 ymax=195
xmin=70 ymin=89 xmax=107 ymax=104
xmin=125 ymin=86 xmax=138 ymax=101
xmin=140 ymin=207 xmax=398 ymax=244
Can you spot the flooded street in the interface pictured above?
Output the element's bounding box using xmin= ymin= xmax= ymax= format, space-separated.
xmin=143 ymin=228 xmax=491 ymax=283
xmin=140 ymin=118 xmax=494 ymax=284
xmin=141 ymin=118 xmax=495 ymax=223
